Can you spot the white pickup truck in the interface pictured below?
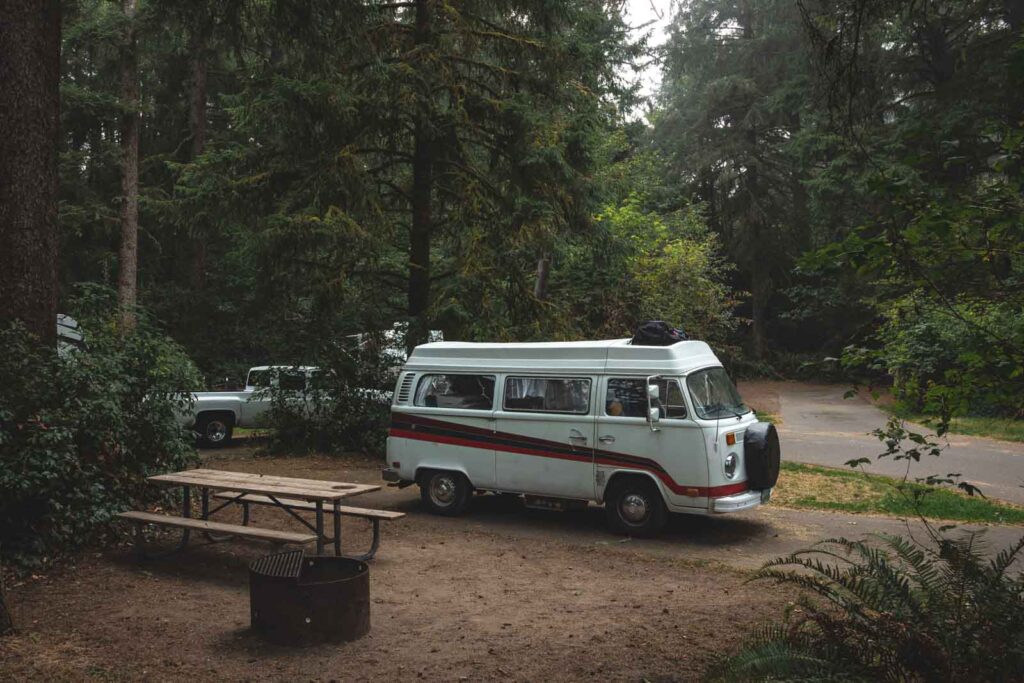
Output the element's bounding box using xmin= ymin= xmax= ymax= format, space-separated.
xmin=185 ymin=366 xmax=316 ymax=448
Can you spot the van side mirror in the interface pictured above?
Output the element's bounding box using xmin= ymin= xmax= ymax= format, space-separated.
xmin=645 ymin=376 xmax=662 ymax=431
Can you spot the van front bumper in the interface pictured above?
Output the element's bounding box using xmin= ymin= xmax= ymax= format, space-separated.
xmin=712 ymin=488 xmax=770 ymax=513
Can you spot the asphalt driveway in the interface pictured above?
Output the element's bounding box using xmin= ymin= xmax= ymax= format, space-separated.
xmin=740 ymin=381 xmax=1024 ymax=506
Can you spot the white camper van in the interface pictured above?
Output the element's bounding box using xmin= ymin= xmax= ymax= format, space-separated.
xmin=382 ymin=339 xmax=781 ymax=535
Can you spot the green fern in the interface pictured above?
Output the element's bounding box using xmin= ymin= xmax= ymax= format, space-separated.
xmin=707 ymin=532 xmax=1024 ymax=682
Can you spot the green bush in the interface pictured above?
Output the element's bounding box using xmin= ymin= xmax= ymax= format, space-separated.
xmin=262 ymin=335 xmax=393 ymax=456
xmin=0 ymin=287 xmax=200 ymax=568
xmin=852 ymin=294 xmax=1024 ymax=418
xmin=708 ymin=532 xmax=1024 ymax=683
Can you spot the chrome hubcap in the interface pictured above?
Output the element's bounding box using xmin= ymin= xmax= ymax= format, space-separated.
xmin=206 ymin=420 xmax=228 ymax=442
xmin=620 ymin=493 xmax=649 ymax=524
xmin=430 ymin=475 xmax=457 ymax=506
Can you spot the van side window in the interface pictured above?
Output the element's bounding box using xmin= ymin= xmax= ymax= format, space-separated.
xmin=605 ymin=378 xmax=687 ymax=419
xmin=503 ymin=377 xmax=591 ymax=414
xmin=414 ymin=374 xmax=495 ymax=410
xmin=605 ymin=379 xmax=649 ymax=418
xmin=658 ymin=379 xmax=688 ymax=419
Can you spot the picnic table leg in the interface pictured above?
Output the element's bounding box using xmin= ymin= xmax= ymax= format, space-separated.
xmin=333 ymin=501 xmax=341 ymax=556
xmin=132 ymin=486 xmax=192 ymax=560
xmin=315 ymin=500 xmax=324 ymax=555
xmin=201 ymin=487 xmax=232 ymax=542
xmin=178 ymin=485 xmax=192 ymax=548
xmin=346 ymin=519 xmax=381 ymax=562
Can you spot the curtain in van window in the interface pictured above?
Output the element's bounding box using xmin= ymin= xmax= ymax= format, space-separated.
xmin=414 ymin=374 xmax=495 ymax=410
xmin=504 ymin=377 xmax=590 ymax=413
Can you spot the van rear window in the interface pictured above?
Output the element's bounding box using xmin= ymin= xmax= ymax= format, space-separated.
xmin=503 ymin=377 xmax=591 ymax=414
xmin=414 ymin=374 xmax=495 ymax=410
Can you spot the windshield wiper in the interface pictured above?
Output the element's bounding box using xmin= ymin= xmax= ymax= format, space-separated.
xmin=708 ymin=403 xmax=744 ymax=420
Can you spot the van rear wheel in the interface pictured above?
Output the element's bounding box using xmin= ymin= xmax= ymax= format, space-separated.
xmin=419 ymin=470 xmax=471 ymax=516
xmin=605 ymin=477 xmax=667 ymax=536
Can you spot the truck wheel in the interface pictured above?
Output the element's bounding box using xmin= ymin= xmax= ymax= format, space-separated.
xmin=197 ymin=413 xmax=234 ymax=449
xmin=604 ymin=477 xmax=667 ymax=537
xmin=419 ymin=470 xmax=471 ymax=516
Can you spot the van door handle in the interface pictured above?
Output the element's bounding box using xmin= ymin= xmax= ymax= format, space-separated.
xmin=568 ymin=429 xmax=587 ymax=444
xmin=598 ymin=435 xmax=615 ymax=444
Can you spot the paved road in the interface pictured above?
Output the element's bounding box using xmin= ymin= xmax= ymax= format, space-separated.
xmin=740 ymin=381 xmax=1024 ymax=506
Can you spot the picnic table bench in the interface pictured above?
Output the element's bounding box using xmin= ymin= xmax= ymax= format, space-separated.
xmin=117 ymin=468 xmax=404 ymax=560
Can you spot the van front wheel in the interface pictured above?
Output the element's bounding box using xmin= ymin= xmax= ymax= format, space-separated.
xmin=605 ymin=477 xmax=667 ymax=536
xmin=419 ymin=470 xmax=471 ymax=516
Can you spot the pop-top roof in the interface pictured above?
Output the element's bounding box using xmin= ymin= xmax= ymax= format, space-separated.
xmin=404 ymin=339 xmax=721 ymax=375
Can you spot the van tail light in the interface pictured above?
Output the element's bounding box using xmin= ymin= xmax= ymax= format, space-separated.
xmin=725 ymin=432 xmax=736 ymax=446
xmin=391 ymin=461 xmax=400 ymax=468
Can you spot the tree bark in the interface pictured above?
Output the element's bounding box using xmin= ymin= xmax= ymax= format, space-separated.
xmin=0 ymin=554 xmax=11 ymax=635
xmin=189 ymin=26 xmax=208 ymax=290
xmin=407 ymin=0 xmax=433 ymax=353
xmin=533 ymin=254 xmax=551 ymax=301
xmin=117 ymin=0 xmax=140 ymax=329
xmin=0 ymin=596 xmax=12 ymax=636
xmin=0 ymin=0 xmax=61 ymax=347
xmin=740 ymin=0 xmax=771 ymax=359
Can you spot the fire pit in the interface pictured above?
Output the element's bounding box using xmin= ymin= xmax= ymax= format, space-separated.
xmin=249 ymin=550 xmax=370 ymax=645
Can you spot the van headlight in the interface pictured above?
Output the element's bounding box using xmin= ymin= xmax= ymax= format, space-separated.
xmin=724 ymin=453 xmax=738 ymax=479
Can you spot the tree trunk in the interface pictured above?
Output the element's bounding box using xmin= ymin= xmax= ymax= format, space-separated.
xmin=117 ymin=0 xmax=140 ymax=329
xmin=739 ymin=0 xmax=771 ymax=359
xmin=0 ymin=0 xmax=61 ymax=347
xmin=750 ymin=256 xmax=771 ymax=359
xmin=407 ymin=0 xmax=433 ymax=354
xmin=0 ymin=553 xmax=11 ymax=635
xmin=0 ymin=595 xmax=12 ymax=636
xmin=189 ymin=27 xmax=208 ymax=290
xmin=533 ymin=254 xmax=551 ymax=301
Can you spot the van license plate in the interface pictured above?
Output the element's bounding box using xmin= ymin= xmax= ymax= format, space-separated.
xmin=761 ymin=489 xmax=772 ymax=503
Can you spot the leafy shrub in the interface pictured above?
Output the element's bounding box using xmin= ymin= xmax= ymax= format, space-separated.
xmin=0 ymin=286 xmax=199 ymax=568
xmin=709 ymin=532 xmax=1024 ymax=683
xmin=588 ymin=194 xmax=740 ymax=346
xmin=262 ymin=333 xmax=393 ymax=456
xmin=845 ymin=293 xmax=1024 ymax=418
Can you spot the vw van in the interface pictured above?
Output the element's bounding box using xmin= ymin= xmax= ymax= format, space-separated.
xmin=382 ymin=339 xmax=781 ymax=535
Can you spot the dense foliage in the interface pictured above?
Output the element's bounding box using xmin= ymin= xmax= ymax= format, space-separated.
xmin=0 ymin=287 xmax=198 ymax=567
xmin=58 ymin=0 xmax=704 ymax=385
xmin=708 ymin=533 xmax=1024 ymax=683
xmin=262 ymin=338 xmax=395 ymax=455
xmin=655 ymin=0 xmax=1024 ymax=416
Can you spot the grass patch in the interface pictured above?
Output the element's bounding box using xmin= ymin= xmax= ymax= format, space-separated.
xmin=879 ymin=402 xmax=1024 ymax=443
xmin=232 ymin=427 xmax=269 ymax=439
xmin=754 ymin=410 xmax=780 ymax=424
xmin=773 ymin=461 xmax=1024 ymax=525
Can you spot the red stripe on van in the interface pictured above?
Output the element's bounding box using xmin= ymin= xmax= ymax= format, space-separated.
xmin=389 ymin=426 xmax=750 ymax=499
xmin=389 ymin=428 xmax=593 ymax=464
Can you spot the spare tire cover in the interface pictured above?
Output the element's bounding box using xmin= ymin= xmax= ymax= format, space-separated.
xmin=743 ymin=422 xmax=781 ymax=490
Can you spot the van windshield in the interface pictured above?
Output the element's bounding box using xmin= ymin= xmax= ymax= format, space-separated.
xmin=686 ymin=367 xmax=750 ymax=420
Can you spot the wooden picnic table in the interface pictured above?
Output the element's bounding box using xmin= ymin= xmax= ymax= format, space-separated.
xmin=121 ymin=468 xmax=387 ymax=558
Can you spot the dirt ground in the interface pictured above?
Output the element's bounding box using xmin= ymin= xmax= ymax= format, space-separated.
xmin=1 ymin=447 xmax=798 ymax=682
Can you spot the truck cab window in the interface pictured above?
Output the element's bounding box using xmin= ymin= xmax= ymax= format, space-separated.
xmin=415 ymin=374 xmax=495 ymax=410
xmin=279 ymin=372 xmax=307 ymax=392
xmin=247 ymin=370 xmax=270 ymax=389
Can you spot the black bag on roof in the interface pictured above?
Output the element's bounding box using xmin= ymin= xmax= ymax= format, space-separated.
xmin=630 ymin=320 xmax=687 ymax=346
